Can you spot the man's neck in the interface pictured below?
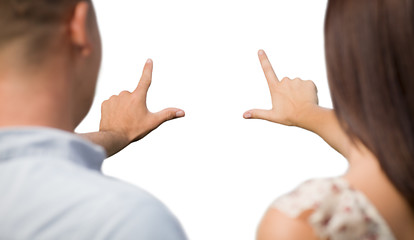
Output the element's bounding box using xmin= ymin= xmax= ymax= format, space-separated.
xmin=0 ymin=67 xmax=75 ymax=132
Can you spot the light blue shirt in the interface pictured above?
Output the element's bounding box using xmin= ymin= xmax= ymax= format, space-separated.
xmin=0 ymin=127 xmax=187 ymax=240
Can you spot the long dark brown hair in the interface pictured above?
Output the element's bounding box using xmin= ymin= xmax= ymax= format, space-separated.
xmin=325 ymin=0 xmax=414 ymax=209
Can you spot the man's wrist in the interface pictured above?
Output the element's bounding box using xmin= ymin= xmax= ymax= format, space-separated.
xmin=102 ymin=129 xmax=130 ymax=145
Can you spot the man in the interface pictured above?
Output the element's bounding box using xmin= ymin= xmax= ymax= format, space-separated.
xmin=0 ymin=0 xmax=187 ymax=239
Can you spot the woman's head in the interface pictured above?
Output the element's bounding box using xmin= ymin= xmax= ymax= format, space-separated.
xmin=325 ymin=0 xmax=414 ymax=208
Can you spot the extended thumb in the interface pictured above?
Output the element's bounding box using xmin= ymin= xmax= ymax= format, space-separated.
xmin=157 ymin=108 xmax=185 ymax=122
xmin=243 ymin=109 xmax=271 ymax=120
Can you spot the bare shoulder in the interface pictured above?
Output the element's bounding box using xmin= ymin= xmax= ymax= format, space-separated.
xmin=257 ymin=208 xmax=319 ymax=240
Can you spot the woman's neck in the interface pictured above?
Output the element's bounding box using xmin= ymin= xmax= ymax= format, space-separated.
xmin=345 ymin=142 xmax=414 ymax=240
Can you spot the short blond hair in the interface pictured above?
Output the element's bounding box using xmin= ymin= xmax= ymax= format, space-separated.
xmin=0 ymin=0 xmax=90 ymax=64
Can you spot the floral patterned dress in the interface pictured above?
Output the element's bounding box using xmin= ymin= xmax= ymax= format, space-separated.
xmin=271 ymin=178 xmax=395 ymax=240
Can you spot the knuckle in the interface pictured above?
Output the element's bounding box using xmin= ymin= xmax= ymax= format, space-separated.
xmin=305 ymin=80 xmax=318 ymax=93
xmin=306 ymin=80 xmax=317 ymax=87
xmin=305 ymin=79 xmax=313 ymax=84
xmin=119 ymin=90 xmax=131 ymax=96
xmin=167 ymin=111 xmax=176 ymax=120
xmin=281 ymin=77 xmax=290 ymax=82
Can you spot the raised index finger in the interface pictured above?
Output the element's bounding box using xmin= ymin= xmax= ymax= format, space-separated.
xmin=258 ymin=50 xmax=279 ymax=89
xmin=134 ymin=59 xmax=153 ymax=98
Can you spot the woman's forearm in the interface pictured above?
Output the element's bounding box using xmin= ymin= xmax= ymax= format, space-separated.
xmin=297 ymin=106 xmax=351 ymax=158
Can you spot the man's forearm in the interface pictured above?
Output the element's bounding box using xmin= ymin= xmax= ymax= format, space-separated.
xmin=297 ymin=106 xmax=351 ymax=158
xmin=79 ymin=131 xmax=130 ymax=158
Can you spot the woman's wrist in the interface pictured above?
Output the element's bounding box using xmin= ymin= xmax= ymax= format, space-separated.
xmin=293 ymin=103 xmax=322 ymax=130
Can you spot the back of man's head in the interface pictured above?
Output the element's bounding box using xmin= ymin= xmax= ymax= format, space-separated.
xmin=0 ymin=0 xmax=91 ymax=65
xmin=0 ymin=0 xmax=100 ymax=131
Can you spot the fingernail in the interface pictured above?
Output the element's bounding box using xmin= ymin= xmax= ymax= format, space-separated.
xmin=244 ymin=113 xmax=252 ymax=119
xmin=176 ymin=111 xmax=185 ymax=117
xmin=258 ymin=50 xmax=265 ymax=56
xmin=146 ymin=59 xmax=152 ymax=64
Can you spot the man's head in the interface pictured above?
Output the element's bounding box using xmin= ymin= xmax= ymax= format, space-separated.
xmin=0 ymin=0 xmax=102 ymax=129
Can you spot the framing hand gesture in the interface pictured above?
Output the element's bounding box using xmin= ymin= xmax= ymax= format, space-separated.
xmin=100 ymin=59 xmax=185 ymax=144
xmin=81 ymin=59 xmax=185 ymax=157
xmin=244 ymin=50 xmax=318 ymax=127
xmin=244 ymin=50 xmax=350 ymax=157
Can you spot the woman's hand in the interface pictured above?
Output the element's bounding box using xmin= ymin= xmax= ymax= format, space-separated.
xmin=244 ymin=50 xmax=351 ymax=158
xmin=243 ymin=50 xmax=318 ymax=127
xmin=81 ymin=59 xmax=185 ymax=157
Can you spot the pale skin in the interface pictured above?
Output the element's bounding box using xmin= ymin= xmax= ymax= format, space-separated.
xmin=246 ymin=50 xmax=414 ymax=240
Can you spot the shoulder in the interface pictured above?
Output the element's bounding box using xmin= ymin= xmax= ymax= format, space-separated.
xmin=271 ymin=178 xmax=348 ymax=219
xmin=257 ymin=208 xmax=319 ymax=240
xmin=84 ymin=177 xmax=187 ymax=240
xmin=109 ymin=196 xmax=187 ymax=240
xmin=260 ymin=177 xmax=395 ymax=240
xmin=257 ymin=178 xmax=340 ymax=240
xmin=53 ymin=172 xmax=187 ymax=240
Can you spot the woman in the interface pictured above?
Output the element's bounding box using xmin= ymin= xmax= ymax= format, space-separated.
xmin=244 ymin=0 xmax=414 ymax=239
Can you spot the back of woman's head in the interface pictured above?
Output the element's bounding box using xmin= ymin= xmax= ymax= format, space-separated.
xmin=325 ymin=0 xmax=414 ymax=209
xmin=0 ymin=0 xmax=89 ymax=64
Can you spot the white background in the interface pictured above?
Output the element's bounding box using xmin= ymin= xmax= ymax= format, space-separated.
xmin=77 ymin=1 xmax=348 ymax=239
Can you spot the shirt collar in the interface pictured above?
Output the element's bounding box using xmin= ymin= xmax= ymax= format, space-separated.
xmin=0 ymin=127 xmax=106 ymax=171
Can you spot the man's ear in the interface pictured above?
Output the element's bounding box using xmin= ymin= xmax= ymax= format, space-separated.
xmin=70 ymin=2 xmax=91 ymax=56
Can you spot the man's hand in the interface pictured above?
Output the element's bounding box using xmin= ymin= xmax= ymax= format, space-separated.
xmin=81 ymin=59 xmax=185 ymax=157
xmin=243 ymin=50 xmax=318 ymax=127
xmin=100 ymin=59 xmax=185 ymax=143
